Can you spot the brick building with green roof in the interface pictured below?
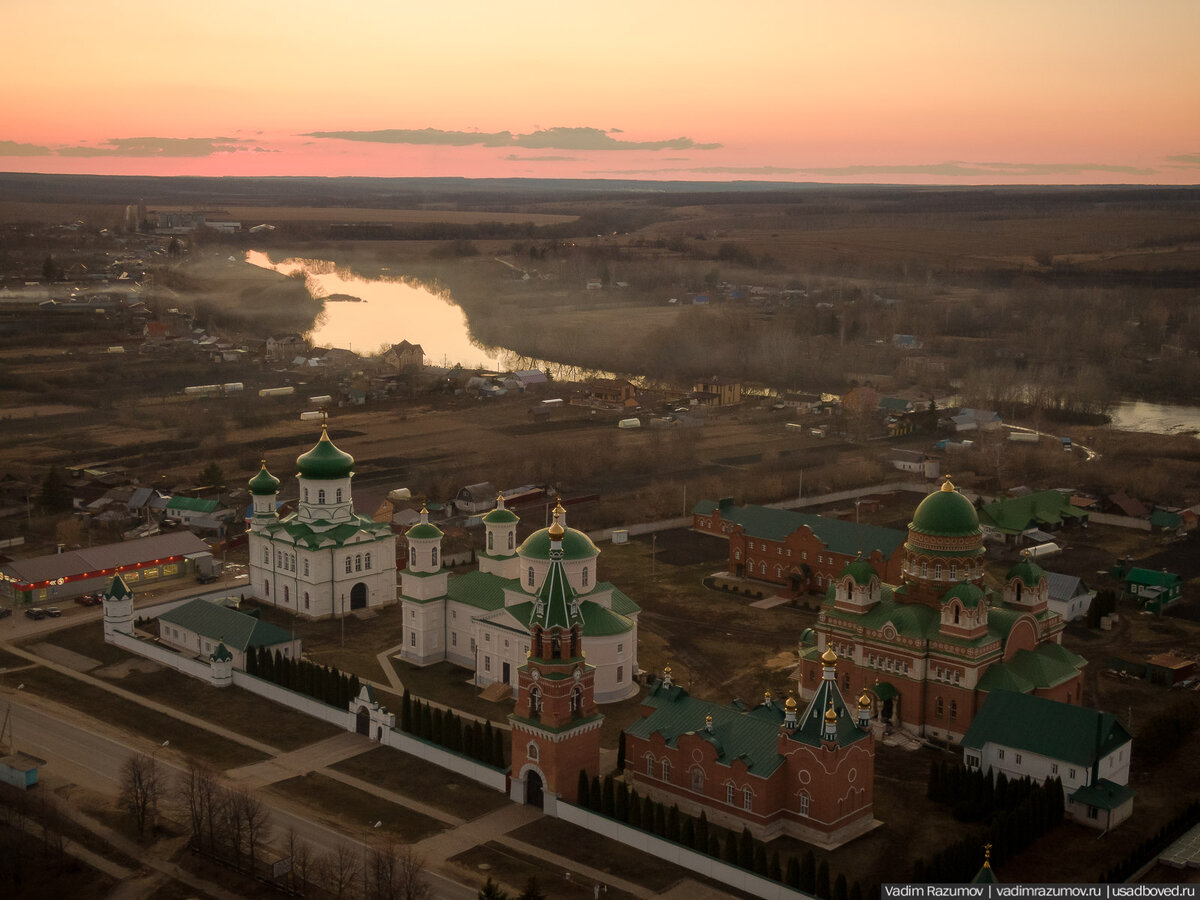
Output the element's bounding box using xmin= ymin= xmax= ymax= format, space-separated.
xmin=399 ymin=498 xmax=640 ymax=704
xmin=693 ymin=498 xmax=906 ymax=592
xmin=247 ymin=426 xmax=397 ymax=620
xmin=797 ymin=480 xmax=1085 ymax=743
xmin=624 ymin=648 xmax=876 ymax=845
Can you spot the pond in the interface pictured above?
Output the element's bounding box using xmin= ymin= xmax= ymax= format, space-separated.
xmin=1108 ymin=400 xmax=1200 ymax=436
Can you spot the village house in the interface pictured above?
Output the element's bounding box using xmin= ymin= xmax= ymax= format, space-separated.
xmin=691 ymin=376 xmax=741 ymax=406
xmin=977 ymin=489 xmax=1090 ymax=545
xmin=382 ymin=340 xmax=424 ymax=373
xmin=587 ymin=378 xmax=637 ymax=409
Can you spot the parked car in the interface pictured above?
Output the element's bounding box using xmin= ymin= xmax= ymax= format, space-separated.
xmin=0 ymin=607 xmax=11 ymax=619
xmin=44 ymin=607 xmax=62 ymax=618
xmin=25 ymin=608 xmax=48 ymax=620
xmin=75 ymin=594 xmax=101 ymax=606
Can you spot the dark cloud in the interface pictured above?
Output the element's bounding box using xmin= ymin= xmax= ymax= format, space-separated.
xmin=0 ymin=140 xmax=52 ymax=156
xmin=503 ymin=153 xmax=579 ymax=162
xmin=56 ymin=137 xmax=246 ymax=158
xmin=304 ymin=126 xmax=721 ymax=152
xmin=1164 ymin=152 xmax=1200 ymax=167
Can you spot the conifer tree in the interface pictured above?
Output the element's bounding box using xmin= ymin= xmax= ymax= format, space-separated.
xmin=696 ymin=812 xmax=709 ymax=854
xmin=680 ymin=816 xmax=695 ymax=849
xmin=816 ymin=859 xmax=831 ymax=900
xmin=590 ymin=775 xmax=602 ymax=811
xmin=799 ymin=850 xmax=816 ymax=893
xmin=616 ymin=731 xmax=626 ymax=773
xmin=833 ymin=872 xmax=848 ymax=900
xmin=754 ymin=843 xmax=768 ymax=875
xmin=577 ymin=771 xmax=591 ymax=808
xmin=602 ymin=775 xmax=615 ymax=816
xmin=666 ymin=805 xmax=680 ymax=843
xmin=627 ymin=792 xmax=642 ymax=829
xmin=785 ymin=856 xmax=800 ymax=888
xmin=768 ymin=850 xmax=782 ymax=883
xmin=724 ymin=832 xmax=740 ymax=865
xmin=739 ymin=827 xmax=755 ymax=869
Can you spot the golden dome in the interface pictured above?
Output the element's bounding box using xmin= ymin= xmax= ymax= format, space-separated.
xmin=858 ymin=690 xmax=872 ymax=709
xmin=821 ymin=647 xmax=838 ymax=665
xmin=784 ymin=692 xmax=798 ymax=711
xmin=824 ymin=701 xmax=838 ymax=723
xmin=547 ymin=499 xmax=565 ymax=539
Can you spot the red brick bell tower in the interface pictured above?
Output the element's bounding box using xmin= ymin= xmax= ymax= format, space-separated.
xmin=509 ymin=502 xmax=603 ymax=808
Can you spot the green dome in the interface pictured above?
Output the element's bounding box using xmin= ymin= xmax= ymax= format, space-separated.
xmin=840 ymin=559 xmax=878 ymax=585
xmin=296 ymin=427 xmax=354 ymax=480
xmin=910 ymin=481 xmax=980 ymax=537
xmin=518 ymin=526 xmax=599 ymax=561
xmin=1007 ymin=558 xmax=1045 ymax=587
xmin=406 ymin=522 xmax=444 ymax=540
xmin=942 ymin=582 xmax=986 ymax=609
xmin=483 ymin=507 xmax=520 ymax=525
xmin=248 ymin=462 xmax=281 ymax=495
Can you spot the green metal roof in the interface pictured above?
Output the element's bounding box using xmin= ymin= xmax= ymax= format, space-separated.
xmin=975 ymin=645 xmax=1085 ymax=693
xmin=405 ymin=522 xmax=444 ymax=540
xmin=626 ymin=681 xmax=789 ymax=778
xmin=158 ymin=598 xmax=294 ymax=653
xmin=1123 ymin=567 xmax=1181 ymax=588
xmin=295 ymin=427 xmax=355 ymax=480
xmin=518 ymin=527 xmax=599 ymax=561
xmin=261 ymin=515 xmax=392 ymax=550
xmin=483 ymin=507 xmax=520 ymax=524
xmin=447 ymin=571 xmax=511 ymax=611
xmin=910 ymin=484 xmax=981 ymax=537
xmin=978 ymin=490 xmax=1086 ymax=535
xmin=971 ymin=862 xmax=999 ymax=885
xmin=1150 ymin=509 xmax=1183 ymax=530
xmin=601 ymin=584 xmax=641 ymax=616
xmin=166 ymin=496 xmax=221 ymax=513
xmin=530 ymin=556 xmax=583 ymax=631
xmin=694 ymin=500 xmax=905 ymax=557
xmin=792 ymin=673 xmax=870 ymax=749
xmin=1007 ymin=559 xmax=1046 ymax=587
xmin=210 ymin=642 xmax=233 ymax=662
xmin=579 ymin=603 xmax=634 ymax=636
xmin=248 ymin=463 xmax=281 ymax=496
xmin=840 ymin=559 xmax=878 ymax=584
xmin=1070 ymin=778 xmax=1135 ymax=811
xmin=942 ymin=583 xmax=986 ymax=609
xmin=962 ymin=690 xmax=1129 ymax=767
xmin=105 ymin=574 xmax=133 ymax=600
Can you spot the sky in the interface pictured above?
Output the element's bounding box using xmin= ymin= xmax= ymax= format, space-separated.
xmin=4 ymin=0 xmax=1199 ymax=185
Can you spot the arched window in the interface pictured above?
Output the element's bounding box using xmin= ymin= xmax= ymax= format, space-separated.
xmin=799 ymin=793 xmax=810 ymax=816
xmin=336 ymin=488 xmax=343 ymax=503
xmin=304 ymin=488 xmax=309 ymax=502
xmin=921 ymin=561 xmax=928 ymax=577
xmin=290 ymin=553 xmax=296 ymax=571
xmin=935 ymin=697 xmax=944 ymax=717
xmin=345 ymin=557 xmax=352 ymax=574
xmin=953 ymin=606 xmax=960 ymax=624
xmin=318 ymin=489 xmax=326 ymax=504
xmin=284 ymin=586 xmax=289 ymax=604
xmin=661 ymin=759 xmax=671 ymax=781
xmin=743 ymin=787 xmax=753 ymax=810
xmin=645 ymin=754 xmax=655 ymax=776
xmin=582 ymin=567 xmax=589 ymax=587
xmin=527 ymin=567 xmax=535 ymax=587
xmin=934 ymin=563 xmax=942 ymax=580
xmin=734 ymin=549 xmax=741 ymax=561
xmin=759 ymin=562 xmax=766 ymax=575
xmin=364 ymin=553 xmax=371 ymax=570
xmin=527 ymin=741 xmax=539 ymax=762
xmin=303 ymin=559 xmax=309 ymax=576
xmin=355 ymin=554 xmax=362 ymax=572
xmin=264 ymin=581 xmax=270 ymax=597
xmin=488 ymin=532 xmax=494 ymax=551
xmin=950 ymin=700 xmax=958 ymax=719
xmin=691 ymin=768 xmax=705 ymax=793
xmin=431 ymin=547 xmax=438 ymax=567
xmin=263 ymin=548 xmax=269 ymax=564
xmin=725 ymin=783 xmax=735 ymax=804
xmin=409 ymin=546 xmax=416 ymax=567
xmin=950 ymin=564 xmax=957 ymax=580
xmin=304 ymin=592 xmax=310 ymax=609
xmin=776 ymin=565 xmax=782 ymax=577
xmin=508 ymin=532 xmax=514 ymax=550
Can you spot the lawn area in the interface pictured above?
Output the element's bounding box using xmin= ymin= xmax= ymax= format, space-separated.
xmin=31 ymin=620 xmax=135 ymax=666
xmin=0 ymin=645 xmax=31 ymax=669
xmin=450 ymin=842 xmax=641 ymax=899
xmin=0 ymin=666 xmax=268 ymax=769
xmin=266 ymin=773 xmax=446 ymax=844
xmin=330 ymin=745 xmax=510 ymax=819
xmin=116 ymin=666 xmax=343 ymax=752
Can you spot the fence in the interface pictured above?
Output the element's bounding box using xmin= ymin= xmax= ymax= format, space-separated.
xmin=554 ymin=801 xmax=814 ymax=900
xmin=107 ymin=631 xmax=214 ymax=680
xmin=230 ymin=671 xmax=356 ymax=729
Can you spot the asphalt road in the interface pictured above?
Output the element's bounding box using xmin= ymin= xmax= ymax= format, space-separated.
xmin=6 ymin=696 xmax=477 ymax=900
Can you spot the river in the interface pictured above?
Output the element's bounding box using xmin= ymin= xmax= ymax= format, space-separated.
xmin=1107 ymin=400 xmax=1200 ymax=435
xmin=245 ymin=251 xmax=503 ymax=369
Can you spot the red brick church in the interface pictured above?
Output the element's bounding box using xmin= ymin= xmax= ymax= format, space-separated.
xmin=797 ymin=480 xmax=1087 ymax=742
xmin=622 ymin=651 xmax=876 ymax=846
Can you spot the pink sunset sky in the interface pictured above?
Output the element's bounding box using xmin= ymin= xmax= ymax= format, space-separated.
xmin=4 ymin=0 xmax=1199 ymax=185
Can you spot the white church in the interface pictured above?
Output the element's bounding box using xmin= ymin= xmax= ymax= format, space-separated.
xmin=247 ymin=425 xmax=397 ymax=618
xmin=399 ymin=498 xmax=640 ymax=703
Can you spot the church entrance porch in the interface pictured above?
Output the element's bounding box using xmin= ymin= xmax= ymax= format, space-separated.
xmin=350 ymin=582 xmax=367 ymax=610
xmin=355 ymin=705 xmax=370 ymax=735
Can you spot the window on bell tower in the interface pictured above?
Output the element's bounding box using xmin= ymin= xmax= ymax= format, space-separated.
xmin=318 ymin=489 xmax=326 ymax=504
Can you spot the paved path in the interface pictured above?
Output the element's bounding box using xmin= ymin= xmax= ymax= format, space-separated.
xmin=225 ymin=730 xmax=374 ymax=788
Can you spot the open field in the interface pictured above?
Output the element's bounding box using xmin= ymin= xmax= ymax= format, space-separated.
xmin=265 ymin=772 xmax=446 ymax=844
xmin=216 ymin=205 xmax=579 ymax=225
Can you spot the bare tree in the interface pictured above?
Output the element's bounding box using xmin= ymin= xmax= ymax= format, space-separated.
xmin=397 ymin=845 xmax=432 ymax=900
xmin=369 ymin=841 xmax=400 ymax=900
xmin=120 ymin=752 xmax=161 ymax=839
xmin=285 ymin=827 xmax=314 ymax=894
xmin=321 ymin=842 xmax=360 ymax=900
xmin=235 ymin=788 xmax=272 ymax=873
xmin=177 ymin=763 xmax=216 ymax=848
